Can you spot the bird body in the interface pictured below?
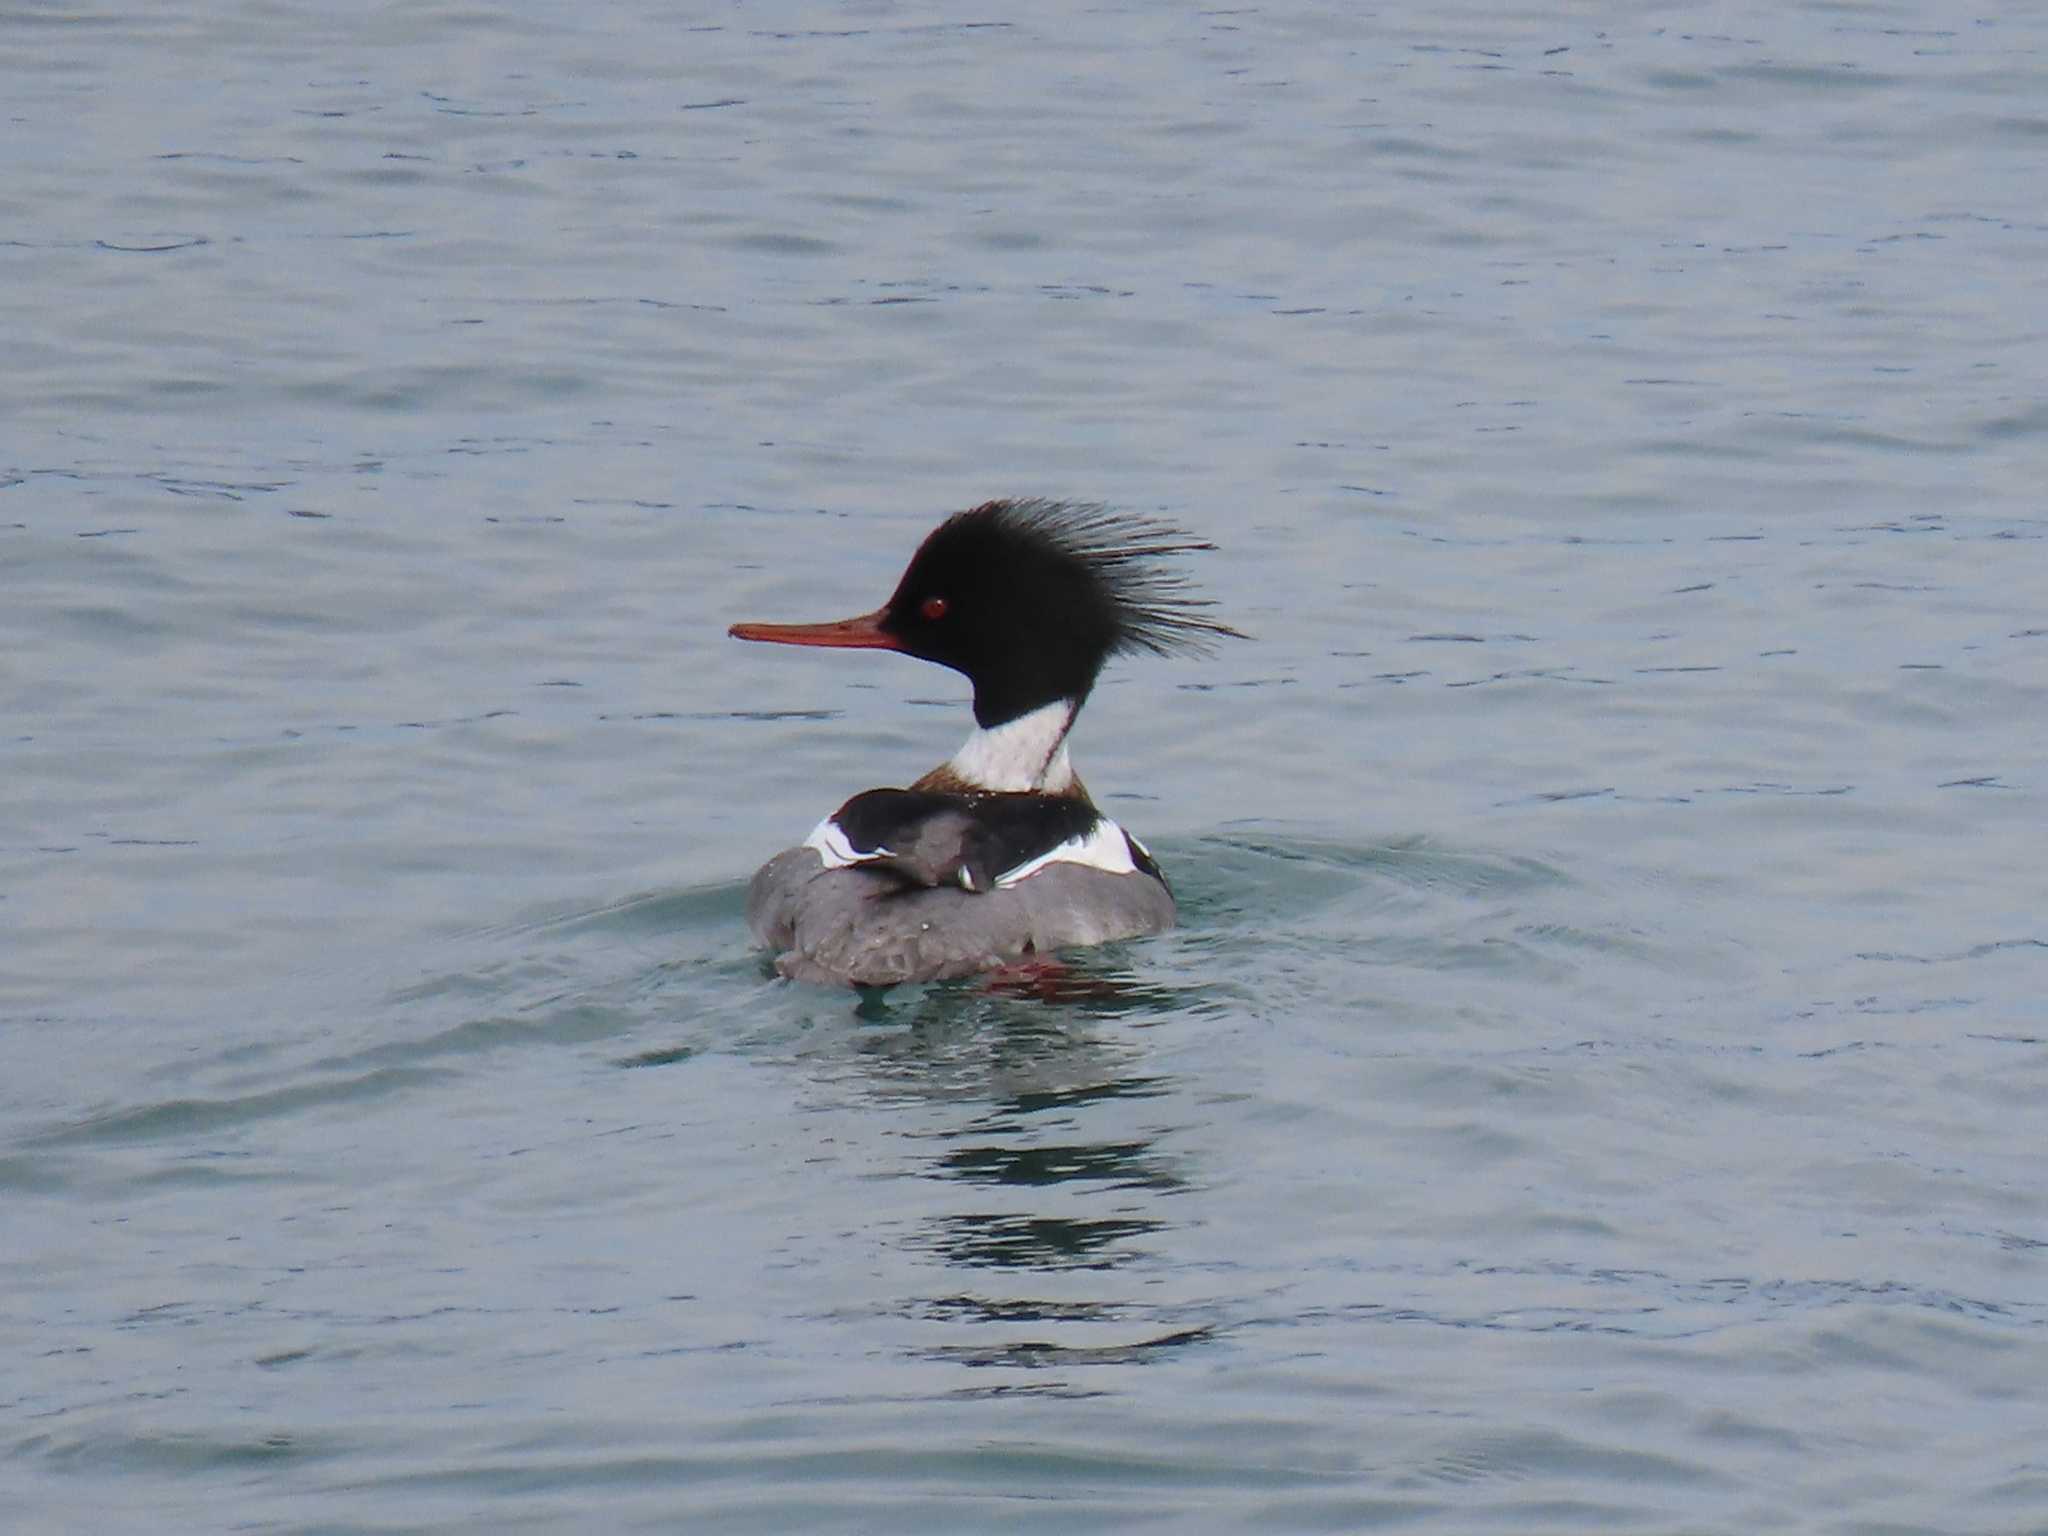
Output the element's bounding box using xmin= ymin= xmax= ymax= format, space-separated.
xmin=730 ymin=498 xmax=1240 ymax=987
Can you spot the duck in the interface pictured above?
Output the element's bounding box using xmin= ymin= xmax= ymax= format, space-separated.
xmin=729 ymin=497 xmax=1243 ymax=987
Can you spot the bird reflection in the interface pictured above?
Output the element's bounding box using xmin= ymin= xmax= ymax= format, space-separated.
xmin=938 ymin=1138 xmax=1181 ymax=1191
xmin=827 ymin=961 xmax=1217 ymax=1373
xmin=913 ymin=1212 xmax=1165 ymax=1272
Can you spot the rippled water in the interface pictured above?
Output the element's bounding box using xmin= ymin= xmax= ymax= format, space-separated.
xmin=8 ymin=2 xmax=2046 ymax=1531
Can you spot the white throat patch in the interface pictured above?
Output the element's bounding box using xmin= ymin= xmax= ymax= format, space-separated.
xmin=945 ymin=698 xmax=1078 ymax=794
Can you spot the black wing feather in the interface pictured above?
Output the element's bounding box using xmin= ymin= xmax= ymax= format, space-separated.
xmin=831 ymin=788 xmax=1105 ymax=893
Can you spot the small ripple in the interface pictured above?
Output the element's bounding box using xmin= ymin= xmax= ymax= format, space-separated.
xmin=27 ymin=1427 xmax=342 ymax=1475
xmin=459 ymin=879 xmax=749 ymax=945
xmin=93 ymin=235 xmax=209 ymax=253
xmin=320 ymin=1001 xmax=650 ymax=1076
xmin=1196 ymin=831 xmax=1569 ymax=898
xmin=1859 ymin=937 xmax=2045 ymax=964
xmin=25 ymin=1066 xmax=456 ymax=1149
xmin=926 ymin=1324 xmax=1215 ymax=1369
xmin=1407 ymin=1426 xmax=1728 ymax=1490
xmin=1323 ymin=1266 xmax=2047 ymax=1341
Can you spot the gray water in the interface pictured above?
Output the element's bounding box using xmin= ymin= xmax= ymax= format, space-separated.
xmin=7 ymin=2 xmax=2046 ymax=1531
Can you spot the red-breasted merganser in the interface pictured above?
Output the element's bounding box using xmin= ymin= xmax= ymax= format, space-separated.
xmin=730 ymin=497 xmax=1243 ymax=987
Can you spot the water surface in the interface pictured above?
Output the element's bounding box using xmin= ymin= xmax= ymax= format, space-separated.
xmin=6 ymin=2 xmax=2045 ymax=1531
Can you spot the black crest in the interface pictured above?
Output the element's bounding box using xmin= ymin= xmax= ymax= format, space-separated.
xmin=879 ymin=498 xmax=1246 ymax=725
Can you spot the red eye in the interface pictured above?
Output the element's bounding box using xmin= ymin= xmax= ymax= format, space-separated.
xmin=920 ymin=594 xmax=949 ymax=621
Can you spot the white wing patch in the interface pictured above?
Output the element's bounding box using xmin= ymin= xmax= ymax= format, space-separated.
xmin=803 ymin=816 xmax=889 ymax=869
xmin=804 ymin=809 xmax=1145 ymax=889
xmin=994 ymin=816 xmax=1140 ymax=888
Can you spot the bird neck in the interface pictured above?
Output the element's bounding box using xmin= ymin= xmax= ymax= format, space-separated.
xmin=914 ymin=697 xmax=1084 ymax=797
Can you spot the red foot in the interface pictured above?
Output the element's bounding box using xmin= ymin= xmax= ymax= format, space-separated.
xmin=980 ymin=956 xmax=1120 ymax=1002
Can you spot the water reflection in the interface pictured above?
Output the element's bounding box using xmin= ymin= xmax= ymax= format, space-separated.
xmin=828 ymin=967 xmax=1212 ymax=1373
xmin=927 ymin=1325 xmax=1216 ymax=1371
xmin=913 ymin=1213 xmax=1166 ymax=1272
xmin=937 ymin=1137 xmax=1181 ymax=1192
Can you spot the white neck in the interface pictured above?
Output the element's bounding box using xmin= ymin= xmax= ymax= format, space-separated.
xmin=946 ymin=698 xmax=1078 ymax=793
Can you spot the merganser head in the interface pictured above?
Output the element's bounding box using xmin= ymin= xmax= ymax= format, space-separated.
xmin=730 ymin=498 xmax=1243 ymax=728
